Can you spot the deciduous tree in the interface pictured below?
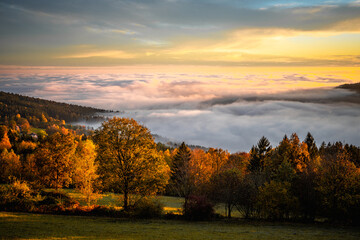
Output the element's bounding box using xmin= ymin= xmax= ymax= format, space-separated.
xmin=94 ymin=117 xmax=169 ymax=210
xmin=73 ymin=139 xmax=99 ymax=206
xmin=0 ymin=149 xmax=21 ymax=183
xmin=34 ymin=132 xmax=76 ymax=189
xmin=209 ymin=168 xmax=243 ymax=218
xmin=0 ymin=126 xmax=11 ymax=150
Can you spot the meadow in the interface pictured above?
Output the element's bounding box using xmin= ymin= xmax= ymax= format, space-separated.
xmin=66 ymin=189 xmax=240 ymax=217
xmin=2 ymin=190 xmax=360 ymax=240
xmin=1 ymin=211 xmax=360 ymax=240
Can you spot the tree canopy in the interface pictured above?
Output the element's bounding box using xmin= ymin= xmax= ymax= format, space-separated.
xmin=94 ymin=117 xmax=169 ymax=210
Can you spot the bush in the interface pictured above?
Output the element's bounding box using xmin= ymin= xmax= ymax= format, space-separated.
xmin=90 ymin=205 xmax=123 ymax=217
xmin=183 ymin=195 xmax=214 ymax=221
xmin=0 ymin=181 xmax=36 ymax=212
xmin=38 ymin=190 xmax=79 ymax=208
xmin=130 ymin=198 xmax=164 ymax=218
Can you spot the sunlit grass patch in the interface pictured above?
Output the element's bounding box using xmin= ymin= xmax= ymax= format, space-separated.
xmin=0 ymin=212 xmax=21 ymax=218
xmin=163 ymin=207 xmax=182 ymax=215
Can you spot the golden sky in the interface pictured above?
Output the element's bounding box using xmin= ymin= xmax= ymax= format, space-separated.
xmin=0 ymin=0 xmax=360 ymax=68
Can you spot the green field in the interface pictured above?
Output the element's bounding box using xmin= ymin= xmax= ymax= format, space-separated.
xmin=66 ymin=189 xmax=238 ymax=216
xmin=1 ymin=212 xmax=359 ymax=240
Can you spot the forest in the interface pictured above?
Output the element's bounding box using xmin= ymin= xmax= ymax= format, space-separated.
xmin=0 ymin=91 xmax=110 ymax=124
xmin=0 ymin=91 xmax=360 ymax=224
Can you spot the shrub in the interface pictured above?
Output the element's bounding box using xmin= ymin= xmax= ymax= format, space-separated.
xmin=130 ymin=198 xmax=164 ymax=218
xmin=90 ymin=205 xmax=123 ymax=217
xmin=183 ymin=195 xmax=214 ymax=221
xmin=0 ymin=181 xmax=36 ymax=211
xmin=38 ymin=190 xmax=79 ymax=208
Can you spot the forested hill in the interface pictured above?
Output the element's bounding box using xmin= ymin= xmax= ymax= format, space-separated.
xmin=0 ymin=91 xmax=109 ymax=124
xmin=336 ymin=82 xmax=360 ymax=93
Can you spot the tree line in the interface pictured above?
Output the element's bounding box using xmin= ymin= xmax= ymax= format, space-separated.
xmin=0 ymin=115 xmax=360 ymax=223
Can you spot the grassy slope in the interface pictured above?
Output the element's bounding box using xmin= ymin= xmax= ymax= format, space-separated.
xmin=1 ymin=212 xmax=360 ymax=240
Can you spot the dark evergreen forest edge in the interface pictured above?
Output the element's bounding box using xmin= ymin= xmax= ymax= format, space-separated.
xmin=0 ymin=84 xmax=360 ymax=224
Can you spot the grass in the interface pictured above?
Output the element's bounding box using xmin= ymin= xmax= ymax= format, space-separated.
xmin=66 ymin=189 xmax=184 ymax=213
xmin=1 ymin=211 xmax=360 ymax=240
xmin=65 ymin=189 xmax=239 ymax=216
xmin=29 ymin=127 xmax=45 ymax=134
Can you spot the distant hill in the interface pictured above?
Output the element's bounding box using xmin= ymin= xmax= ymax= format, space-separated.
xmin=153 ymin=134 xmax=209 ymax=151
xmin=0 ymin=91 xmax=109 ymax=124
xmin=336 ymin=82 xmax=360 ymax=93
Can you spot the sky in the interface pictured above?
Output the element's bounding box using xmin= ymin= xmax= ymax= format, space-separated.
xmin=0 ymin=0 xmax=359 ymax=151
xmin=1 ymin=0 xmax=360 ymax=66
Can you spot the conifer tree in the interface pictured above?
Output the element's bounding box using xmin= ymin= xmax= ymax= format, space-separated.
xmin=248 ymin=136 xmax=271 ymax=172
xmin=304 ymin=132 xmax=319 ymax=161
xmin=170 ymin=142 xmax=193 ymax=203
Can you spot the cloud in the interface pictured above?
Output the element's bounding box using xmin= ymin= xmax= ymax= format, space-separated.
xmin=1 ymin=1 xmax=360 ymax=66
xmin=58 ymin=50 xmax=136 ymax=59
xmin=1 ymin=69 xmax=359 ymax=151
xmin=119 ymin=99 xmax=360 ymax=152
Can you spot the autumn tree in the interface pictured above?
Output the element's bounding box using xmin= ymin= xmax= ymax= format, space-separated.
xmin=207 ymin=148 xmax=229 ymax=175
xmin=227 ymin=152 xmax=250 ymax=175
xmin=189 ymin=148 xmax=212 ymax=193
xmin=257 ymin=180 xmax=299 ymax=220
xmin=236 ymin=174 xmax=258 ymax=218
xmin=0 ymin=149 xmax=21 ymax=183
xmin=17 ymin=141 xmax=37 ymax=155
xmin=209 ymin=168 xmax=243 ymax=218
xmin=265 ymin=134 xmax=310 ymax=177
xmin=94 ymin=117 xmax=169 ymax=210
xmin=34 ymin=132 xmax=77 ymax=189
xmin=18 ymin=118 xmax=30 ymax=133
xmin=317 ymin=147 xmax=360 ymax=222
xmin=344 ymin=144 xmax=360 ymax=168
xmin=73 ymin=139 xmax=99 ymax=206
xmin=0 ymin=126 xmax=11 ymax=150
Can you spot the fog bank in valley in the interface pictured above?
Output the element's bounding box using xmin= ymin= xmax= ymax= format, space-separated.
xmin=1 ymin=71 xmax=359 ymax=152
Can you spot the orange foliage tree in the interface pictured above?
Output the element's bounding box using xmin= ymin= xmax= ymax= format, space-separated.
xmin=0 ymin=126 xmax=11 ymax=150
xmin=34 ymin=132 xmax=77 ymax=189
xmin=94 ymin=117 xmax=170 ymax=210
xmin=0 ymin=149 xmax=21 ymax=183
xmin=73 ymin=139 xmax=99 ymax=206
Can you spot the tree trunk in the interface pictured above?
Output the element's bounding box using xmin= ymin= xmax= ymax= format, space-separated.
xmin=123 ymin=181 xmax=129 ymax=211
xmin=227 ymin=203 xmax=232 ymax=218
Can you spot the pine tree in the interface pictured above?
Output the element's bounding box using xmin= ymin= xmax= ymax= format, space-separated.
xmin=248 ymin=136 xmax=271 ymax=172
xmin=304 ymin=132 xmax=318 ymax=161
xmin=170 ymin=142 xmax=193 ymax=202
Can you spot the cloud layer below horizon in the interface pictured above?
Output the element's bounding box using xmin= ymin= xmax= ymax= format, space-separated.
xmin=1 ymin=68 xmax=359 ymax=152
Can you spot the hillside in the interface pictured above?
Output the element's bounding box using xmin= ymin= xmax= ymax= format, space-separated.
xmin=336 ymin=82 xmax=360 ymax=93
xmin=0 ymin=91 xmax=109 ymax=124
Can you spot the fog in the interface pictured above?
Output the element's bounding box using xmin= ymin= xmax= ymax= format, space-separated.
xmin=1 ymin=71 xmax=359 ymax=152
